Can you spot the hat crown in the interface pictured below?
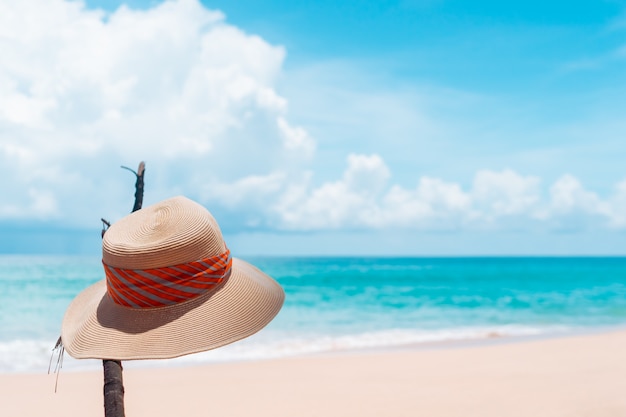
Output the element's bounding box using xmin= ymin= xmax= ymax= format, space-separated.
xmin=103 ymin=196 xmax=225 ymax=269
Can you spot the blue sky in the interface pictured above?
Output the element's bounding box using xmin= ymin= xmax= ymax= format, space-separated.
xmin=1 ymin=0 xmax=625 ymax=255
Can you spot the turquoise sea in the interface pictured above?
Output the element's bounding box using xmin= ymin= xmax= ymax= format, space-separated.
xmin=1 ymin=255 xmax=626 ymax=373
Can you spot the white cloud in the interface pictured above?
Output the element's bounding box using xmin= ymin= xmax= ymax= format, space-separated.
xmin=540 ymin=174 xmax=613 ymax=230
xmin=471 ymin=169 xmax=542 ymax=219
xmin=380 ymin=177 xmax=471 ymax=229
xmin=1 ymin=0 xmax=624 ymax=241
xmin=277 ymin=117 xmax=316 ymax=157
xmin=249 ymin=155 xmax=626 ymax=232
xmin=272 ymin=154 xmax=390 ymax=230
xmin=343 ymin=154 xmax=390 ymax=195
xmin=548 ymin=175 xmax=605 ymax=214
xmin=0 ymin=0 xmax=315 ymax=226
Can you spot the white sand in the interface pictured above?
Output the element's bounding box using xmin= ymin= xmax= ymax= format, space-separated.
xmin=2 ymin=330 xmax=626 ymax=416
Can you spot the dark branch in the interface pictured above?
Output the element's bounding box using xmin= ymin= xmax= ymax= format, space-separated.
xmin=101 ymin=218 xmax=111 ymax=238
xmin=100 ymin=161 xmax=145 ymax=417
xmin=121 ymin=161 xmax=146 ymax=213
xmin=103 ymin=360 xmax=125 ymax=417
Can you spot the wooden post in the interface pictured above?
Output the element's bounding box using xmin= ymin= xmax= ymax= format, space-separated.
xmin=121 ymin=161 xmax=146 ymax=213
xmin=102 ymin=161 xmax=146 ymax=417
xmin=103 ymin=360 xmax=125 ymax=417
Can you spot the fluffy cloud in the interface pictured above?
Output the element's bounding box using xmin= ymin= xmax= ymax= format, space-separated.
xmin=1 ymin=0 xmax=624 ymax=238
xmin=277 ymin=117 xmax=316 ymax=157
xmin=548 ymin=175 xmax=607 ymax=215
xmin=197 ymin=147 xmax=624 ymax=232
xmin=471 ymin=169 xmax=541 ymax=219
xmin=272 ymin=154 xmax=390 ymax=230
xmin=541 ymin=175 xmax=613 ymax=231
xmin=269 ymin=155 xmax=476 ymax=231
xmin=244 ymin=155 xmax=625 ymax=232
xmin=0 ymin=0 xmax=311 ymax=225
xmin=379 ymin=177 xmax=471 ymax=229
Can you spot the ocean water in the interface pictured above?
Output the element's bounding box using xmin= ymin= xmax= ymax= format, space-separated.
xmin=1 ymin=255 xmax=626 ymax=373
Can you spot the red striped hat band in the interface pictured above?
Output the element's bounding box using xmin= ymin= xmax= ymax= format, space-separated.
xmin=104 ymin=249 xmax=232 ymax=309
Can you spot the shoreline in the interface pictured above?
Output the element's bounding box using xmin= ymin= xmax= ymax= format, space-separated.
xmin=4 ymin=322 xmax=626 ymax=375
xmin=2 ymin=328 xmax=626 ymax=416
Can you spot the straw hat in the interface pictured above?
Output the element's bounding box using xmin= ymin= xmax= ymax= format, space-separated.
xmin=61 ymin=196 xmax=285 ymax=360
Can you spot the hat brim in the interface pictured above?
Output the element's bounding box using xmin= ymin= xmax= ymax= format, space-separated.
xmin=61 ymin=258 xmax=285 ymax=360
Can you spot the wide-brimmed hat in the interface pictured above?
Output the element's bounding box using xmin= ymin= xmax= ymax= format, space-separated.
xmin=61 ymin=196 xmax=285 ymax=360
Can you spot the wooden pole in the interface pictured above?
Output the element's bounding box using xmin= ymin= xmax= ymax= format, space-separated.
xmin=102 ymin=161 xmax=146 ymax=417
xmin=103 ymin=360 xmax=125 ymax=417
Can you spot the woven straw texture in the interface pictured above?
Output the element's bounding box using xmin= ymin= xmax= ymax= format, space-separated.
xmin=61 ymin=196 xmax=285 ymax=360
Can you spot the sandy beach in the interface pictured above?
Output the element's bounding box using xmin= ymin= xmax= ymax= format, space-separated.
xmin=1 ymin=329 xmax=625 ymax=417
